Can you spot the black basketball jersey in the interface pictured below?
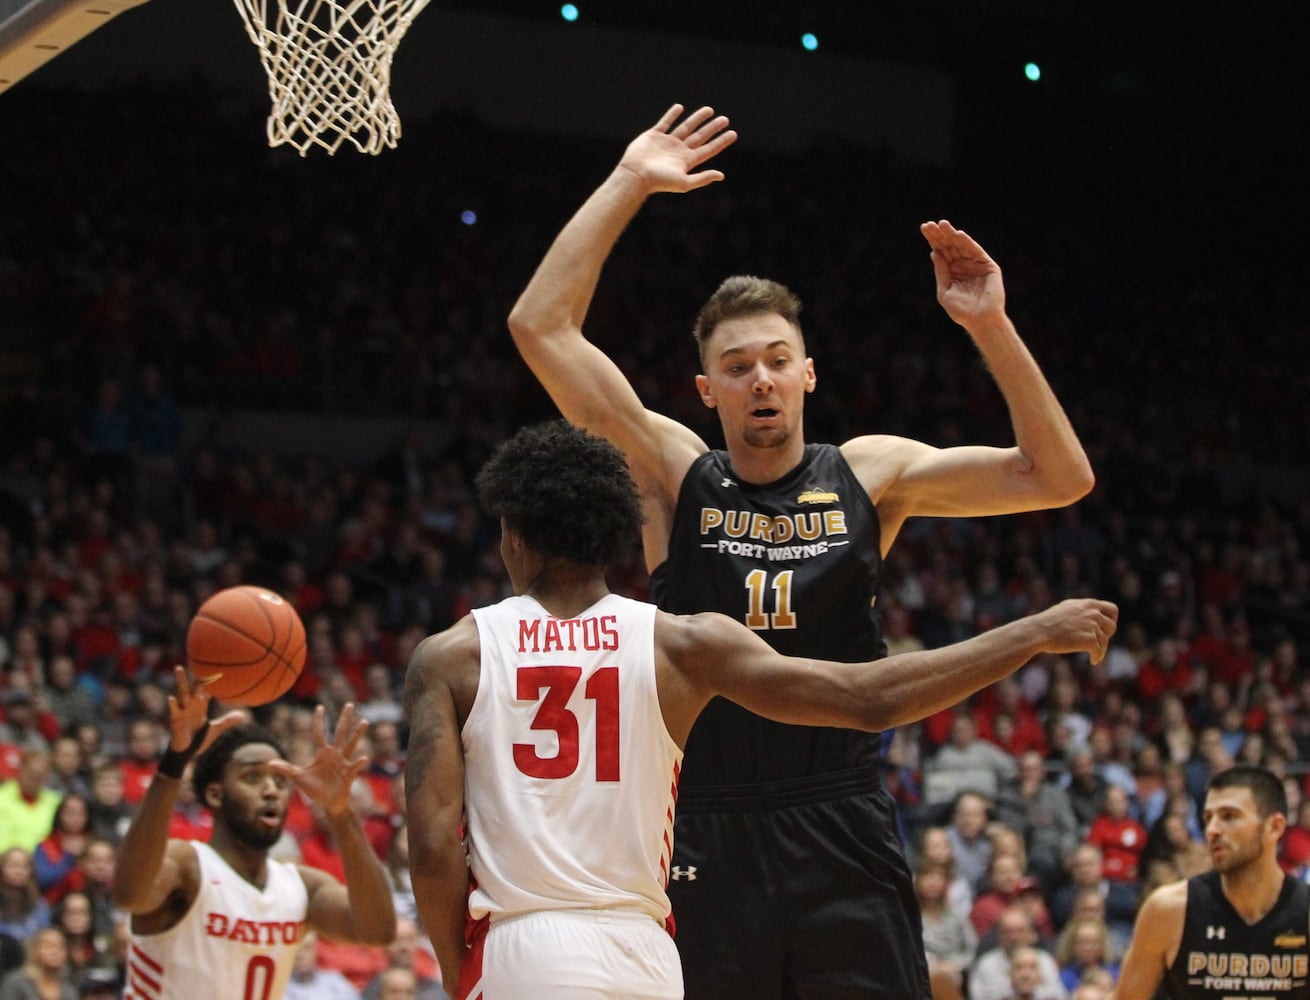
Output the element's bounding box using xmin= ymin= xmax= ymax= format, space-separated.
xmin=1163 ymin=870 xmax=1310 ymax=1000
xmin=651 ymin=444 xmax=885 ymax=792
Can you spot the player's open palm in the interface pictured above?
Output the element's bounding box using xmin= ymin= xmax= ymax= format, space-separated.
xmin=620 ymin=103 xmax=737 ymax=194
xmin=272 ymin=703 xmax=369 ymax=817
xmin=167 ymin=665 xmax=243 ymax=754
xmin=921 ymin=220 xmax=1006 ymax=326
xmin=1039 ymin=599 xmax=1119 ymax=665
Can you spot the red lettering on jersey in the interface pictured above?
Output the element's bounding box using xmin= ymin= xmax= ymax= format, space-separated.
xmin=206 ymin=913 xmax=229 ymax=937
xmin=580 ymin=616 xmax=600 ymax=650
xmin=561 ymin=618 xmax=580 ymax=647
xmin=518 ymin=619 xmax=541 ymax=653
xmin=231 ymin=918 xmax=259 ymax=943
xmin=542 ymin=619 xmax=563 ymax=652
xmin=600 ymin=615 xmax=619 ymax=650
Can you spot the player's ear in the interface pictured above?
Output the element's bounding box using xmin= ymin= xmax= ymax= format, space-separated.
xmin=1268 ymin=812 xmax=1288 ymax=840
xmin=695 ymin=373 xmax=716 ymax=409
xmin=804 ymin=358 xmax=816 ymax=393
xmin=204 ymin=783 xmax=222 ymax=810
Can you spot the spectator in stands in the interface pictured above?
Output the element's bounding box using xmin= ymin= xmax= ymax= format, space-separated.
xmin=968 ymin=905 xmax=1066 ymax=1000
xmin=917 ymin=858 xmax=977 ymax=1000
xmin=0 ymin=690 xmax=53 ymax=755
xmin=0 ymin=750 xmax=60 ymax=854
xmin=1061 ymin=747 xmax=1108 ymax=835
xmin=1053 ymin=916 xmax=1119 ymax=992
xmin=1138 ymin=808 xmax=1210 ymax=898
xmin=385 ymin=823 xmax=417 ymax=925
xmin=948 ymin=791 xmax=996 ymax=895
xmin=44 ymin=738 xmax=89 ymax=802
xmin=358 ymin=664 xmax=404 ymax=727
xmin=284 ymin=930 xmax=361 ymax=1000
xmin=1049 ymin=845 xmax=1138 ymax=949
xmin=1280 ymin=797 xmax=1310 ymax=875
xmin=1084 ymin=785 xmax=1146 ymax=884
xmin=972 ymin=853 xmax=1048 ymax=941
xmin=996 ymin=750 xmax=1081 ymax=890
xmin=73 ymin=968 xmax=120 ymax=999
xmin=0 ymin=848 xmax=49 ymax=943
xmin=64 ymin=841 xmax=116 ymax=944
xmin=85 ymin=766 xmax=129 ymax=846
xmin=165 ymin=762 xmax=212 ymax=842
xmin=360 ymin=917 xmax=447 ymax=1000
xmin=1086 ymin=725 xmax=1135 ymax=799
xmin=40 ymin=659 xmax=95 ymax=736
xmin=917 ymin=826 xmax=975 ymax=922
xmin=1001 ymin=945 xmax=1065 ymax=1000
xmin=116 ymin=719 xmax=163 ymax=807
xmin=50 ymin=892 xmax=114 ymax=983
xmin=32 ymin=794 xmax=92 ymax=903
xmin=362 ymin=720 xmax=404 ymax=822
xmin=0 ymin=926 xmax=75 ymax=1000
xmin=929 ymin=712 xmax=1019 ymax=806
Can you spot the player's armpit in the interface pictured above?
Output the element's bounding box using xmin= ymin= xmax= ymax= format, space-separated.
xmin=1108 ymin=882 xmax=1187 ymax=1000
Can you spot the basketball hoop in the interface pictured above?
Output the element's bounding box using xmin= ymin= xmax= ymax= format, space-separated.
xmin=232 ymin=0 xmax=431 ymax=155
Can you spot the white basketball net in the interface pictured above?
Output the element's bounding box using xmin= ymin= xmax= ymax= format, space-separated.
xmin=232 ymin=0 xmax=431 ymax=155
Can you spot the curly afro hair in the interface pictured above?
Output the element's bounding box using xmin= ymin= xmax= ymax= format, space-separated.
xmin=191 ymin=724 xmax=286 ymax=806
xmin=475 ymin=420 xmax=644 ymax=567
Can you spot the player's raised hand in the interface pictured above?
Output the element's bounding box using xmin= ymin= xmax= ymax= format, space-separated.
xmin=618 ymin=103 xmax=737 ymax=194
xmin=270 ymin=703 xmax=370 ymax=819
xmin=921 ymin=220 xmax=1007 ymax=328
xmin=1035 ymin=599 xmax=1119 ymax=665
xmin=167 ymin=665 xmax=245 ymax=755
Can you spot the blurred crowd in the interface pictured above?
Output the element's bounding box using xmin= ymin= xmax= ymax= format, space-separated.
xmin=1 ymin=79 xmax=1309 ymax=999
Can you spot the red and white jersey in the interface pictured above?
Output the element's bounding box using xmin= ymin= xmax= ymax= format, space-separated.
xmin=465 ymin=593 xmax=682 ymax=924
xmin=125 ymin=841 xmax=308 ymax=1000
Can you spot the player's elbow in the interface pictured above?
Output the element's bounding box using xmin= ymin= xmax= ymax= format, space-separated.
xmin=111 ymin=882 xmax=149 ymax=912
xmin=507 ymin=301 xmax=551 ymax=346
xmin=1036 ymin=459 xmax=1094 ymax=508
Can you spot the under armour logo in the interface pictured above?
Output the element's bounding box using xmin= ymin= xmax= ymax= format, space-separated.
xmin=670 ymin=866 xmax=698 ymax=881
xmin=721 ymin=478 xmax=735 ymax=488
xmin=1206 ymin=925 xmax=1226 ymax=940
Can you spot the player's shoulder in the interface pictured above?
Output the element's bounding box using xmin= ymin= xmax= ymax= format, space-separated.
xmin=1141 ymin=877 xmax=1191 ymax=921
xmin=409 ymin=616 xmax=480 ymax=671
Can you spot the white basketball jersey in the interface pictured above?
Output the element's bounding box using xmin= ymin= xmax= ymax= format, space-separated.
xmin=125 ymin=841 xmax=309 ymax=1000
xmin=465 ymin=593 xmax=683 ymax=924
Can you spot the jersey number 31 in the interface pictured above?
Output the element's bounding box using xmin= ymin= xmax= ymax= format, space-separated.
xmin=514 ymin=665 xmax=620 ymax=782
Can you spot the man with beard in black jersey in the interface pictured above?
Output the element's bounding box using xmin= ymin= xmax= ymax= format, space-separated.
xmin=1110 ymin=765 xmax=1310 ymax=1000
xmin=507 ymin=104 xmax=1094 ymax=999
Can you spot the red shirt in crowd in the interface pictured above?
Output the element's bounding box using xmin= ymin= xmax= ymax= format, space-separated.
xmin=1086 ymin=815 xmax=1147 ymax=882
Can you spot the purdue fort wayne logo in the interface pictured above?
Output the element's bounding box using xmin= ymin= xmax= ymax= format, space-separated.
xmin=797 ymin=489 xmax=839 ymax=505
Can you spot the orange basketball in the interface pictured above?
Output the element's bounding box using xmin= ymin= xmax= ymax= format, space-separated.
xmin=186 ymin=585 xmax=307 ymax=707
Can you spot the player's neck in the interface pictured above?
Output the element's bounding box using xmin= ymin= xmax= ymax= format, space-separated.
xmin=524 ymin=564 xmax=611 ymax=620
xmin=724 ymin=436 xmax=807 ymax=486
xmin=209 ymin=830 xmax=270 ymax=888
xmin=1221 ymin=858 xmax=1284 ymax=925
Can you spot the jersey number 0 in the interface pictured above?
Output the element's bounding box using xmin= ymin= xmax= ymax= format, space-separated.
xmin=513 ymin=665 xmax=621 ymax=782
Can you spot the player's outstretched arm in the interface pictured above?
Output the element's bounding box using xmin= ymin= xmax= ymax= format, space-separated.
xmin=279 ymin=705 xmax=395 ymax=946
xmin=403 ymin=623 xmax=477 ymax=989
xmin=507 ymin=104 xmax=734 ymax=489
xmin=113 ymin=667 xmax=243 ymax=913
xmin=858 ymin=221 xmax=1094 ymax=525
xmin=1105 ymin=880 xmax=1187 ymax=1000
xmin=659 ymin=599 xmax=1117 ymax=743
